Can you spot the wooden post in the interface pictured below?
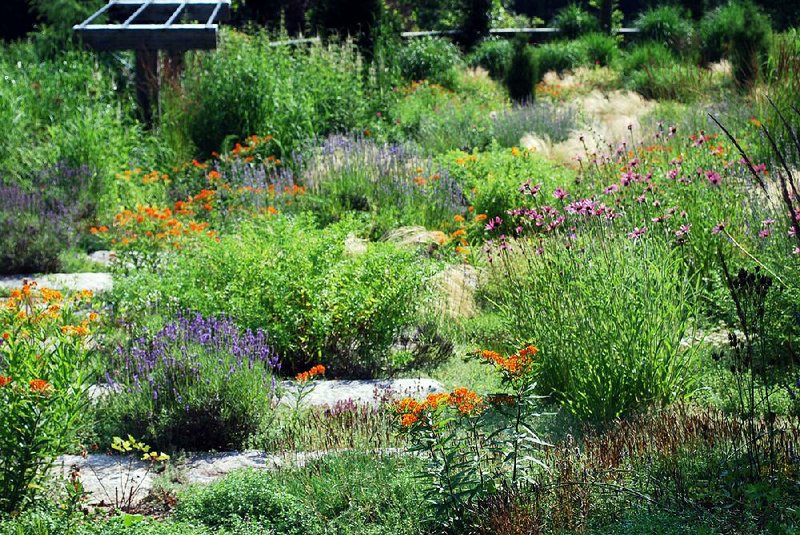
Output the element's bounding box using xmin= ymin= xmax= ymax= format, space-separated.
xmin=135 ymin=48 xmax=159 ymax=128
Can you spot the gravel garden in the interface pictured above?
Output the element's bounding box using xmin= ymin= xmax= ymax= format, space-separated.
xmin=1 ymin=1 xmax=799 ymax=533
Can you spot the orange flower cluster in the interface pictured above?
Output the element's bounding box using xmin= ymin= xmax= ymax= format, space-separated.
xmin=395 ymin=388 xmax=485 ymax=426
xmin=295 ymin=364 xmax=326 ymax=382
xmin=3 ymin=282 xmax=89 ymax=324
xmin=29 ymin=379 xmax=52 ymax=394
xmin=0 ymin=375 xmax=11 ymax=387
xmin=61 ymin=321 xmax=90 ymax=337
xmin=117 ymin=168 xmax=170 ymax=185
xmin=479 ymin=345 xmax=538 ymax=376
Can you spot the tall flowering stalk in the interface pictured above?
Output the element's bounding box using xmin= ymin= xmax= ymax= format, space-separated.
xmin=0 ymin=282 xmax=96 ymax=513
xmin=394 ymin=345 xmax=548 ymax=528
xmin=98 ymin=312 xmax=280 ymax=450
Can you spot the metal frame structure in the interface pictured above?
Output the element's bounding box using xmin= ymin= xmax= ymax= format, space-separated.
xmin=74 ymin=1 xmax=231 ymax=125
xmin=74 ymin=0 xmax=231 ymax=50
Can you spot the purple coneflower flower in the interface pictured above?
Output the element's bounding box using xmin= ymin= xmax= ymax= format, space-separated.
xmin=628 ymin=227 xmax=648 ymax=240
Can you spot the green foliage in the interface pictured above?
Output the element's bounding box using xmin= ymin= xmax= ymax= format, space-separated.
xmin=551 ymin=4 xmax=600 ymax=39
xmin=0 ymin=44 xmax=151 ymax=217
xmin=700 ymin=0 xmax=772 ymax=85
xmin=487 ymin=234 xmax=700 ymax=423
xmin=175 ymin=31 xmax=369 ymax=157
xmin=0 ymin=288 xmax=93 ymax=513
xmin=466 ymin=38 xmax=513 ymax=79
xmin=533 ymin=40 xmax=588 ymax=78
xmin=112 ymin=216 xmax=436 ymax=378
xmin=621 ymin=41 xmax=678 ymax=74
xmin=627 ymin=62 xmax=721 ymax=102
xmin=505 ymin=41 xmax=537 ymax=102
xmin=395 ymin=36 xmax=463 ymax=88
xmin=441 ymin=147 xmax=575 ymax=230
xmin=176 ymin=470 xmax=314 ymax=533
xmin=577 ymin=32 xmax=619 ymax=67
xmin=635 ymin=5 xmax=696 ymax=55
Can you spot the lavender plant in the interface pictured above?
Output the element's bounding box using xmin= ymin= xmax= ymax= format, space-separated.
xmin=96 ymin=312 xmax=280 ymax=450
xmin=302 ymin=135 xmax=467 ymax=236
xmin=490 ymin=102 xmax=578 ymax=147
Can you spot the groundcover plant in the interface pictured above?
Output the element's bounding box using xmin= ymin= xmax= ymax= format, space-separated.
xmin=1 ymin=1 xmax=799 ymax=533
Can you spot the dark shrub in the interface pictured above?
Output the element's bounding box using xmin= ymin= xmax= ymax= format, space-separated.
xmin=551 ymin=4 xmax=599 ymax=39
xmin=313 ymin=0 xmax=383 ymax=54
xmin=635 ymin=5 xmax=695 ymax=55
xmin=578 ymin=31 xmax=619 ymax=66
xmin=506 ymin=41 xmax=538 ymax=102
xmin=700 ymin=0 xmax=772 ymax=85
xmin=457 ymin=0 xmax=492 ymax=50
xmin=466 ymin=38 xmax=514 ymax=79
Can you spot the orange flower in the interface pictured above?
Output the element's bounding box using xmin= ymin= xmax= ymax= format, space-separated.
xmin=295 ymin=364 xmax=326 ymax=382
xmin=207 ymin=170 xmax=222 ymax=181
xmin=454 ymin=215 xmax=465 ymax=223
xmin=475 ymin=214 xmax=487 ymax=222
xmin=192 ymin=159 xmax=207 ymax=169
xmin=0 ymin=376 xmax=11 ymax=387
xmin=88 ymin=312 xmax=99 ymax=322
xmin=2 ymin=332 xmax=9 ymax=341
xmin=450 ymin=229 xmax=466 ymax=238
xmin=401 ymin=413 xmax=419 ymax=427
xmin=29 ymin=379 xmax=52 ymax=394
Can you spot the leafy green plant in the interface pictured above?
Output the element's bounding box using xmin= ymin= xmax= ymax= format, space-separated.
xmin=111 ymin=216 xmax=437 ymax=378
xmin=175 ymin=469 xmax=315 ymax=533
xmin=394 ymin=344 xmax=547 ymax=528
xmin=577 ymin=32 xmax=619 ymax=67
xmin=533 ymin=40 xmax=589 ymax=78
xmin=466 ymin=38 xmax=513 ymax=79
xmin=635 ymin=5 xmax=695 ymax=55
xmin=0 ymin=283 xmax=95 ymax=513
xmin=395 ymin=36 xmax=463 ymax=88
xmin=621 ymin=41 xmax=677 ymax=74
xmin=700 ymin=0 xmax=772 ymax=86
xmin=552 ymin=4 xmax=599 ymax=39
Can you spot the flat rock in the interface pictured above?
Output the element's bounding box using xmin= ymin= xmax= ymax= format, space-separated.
xmin=280 ymin=378 xmax=444 ymax=407
xmin=88 ymin=250 xmax=117 ymax=267
xmin=0 ymin=272 xmax=113 ymax=293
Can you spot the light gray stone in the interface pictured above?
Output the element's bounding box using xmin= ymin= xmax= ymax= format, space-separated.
xmin=0 ymin=272 xmax=113 ymax=293
xmin=280 ymin=378 xmax=444 ymax=408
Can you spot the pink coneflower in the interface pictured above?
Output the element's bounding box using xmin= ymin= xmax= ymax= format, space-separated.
xmin=712 ymin=221 xmax=726 ymax=234
xmin=603 ymin=184 xmax=619 ymax=195
xmin=793 ymin=247 xmax=800 ymax=255
xmin=628 ymin=227 xmax=648 ymax=240
xmin=762 ymin=218 xmax=775 ymax=226
xmin=667 ymin=168 xmax=679 ymax=180
xmin=485 ymin=216 xmax=503 ymax=232
xmin=758 ymin=228 xmax=771 ymax=238
xmin=705 ymin=170 xmax=721 ymax=186
xmin=675 ymin=224 xmax=691 ymax=237
xmin=636 ymin=194 xmax=647 ymax=203
xmin=553 ymin=187 xmax=567 ymax=200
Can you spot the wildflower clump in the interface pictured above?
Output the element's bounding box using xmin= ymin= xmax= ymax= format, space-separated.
xmin=0 ymin=281 xmax=95 ymax=513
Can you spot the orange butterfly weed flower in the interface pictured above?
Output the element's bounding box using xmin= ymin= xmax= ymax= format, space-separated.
xmin=0 ymin=376 xmax=11 ymax=387
xmin=29 ymin=379 xmax=52 ymax=394
xmin=400 ymin=413 xmax=419 ymax=427
xmin=475 ymin=214 xmax=487 ymax=222
xmin=454 ymin=214 xmax=465 ymax=223
xmin=295 ymin=364 xmax=326 ymax=382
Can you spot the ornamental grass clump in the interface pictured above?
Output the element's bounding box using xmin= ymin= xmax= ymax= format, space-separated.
xmin=96 ymin=312 xmax=279 ymax=450
xmin=486 ymin=231 xmax=700 ymax=423
xmin=395 ymin=344 xmax=547 ymax=529
xmin=0 ymin=282 xmax=96 ymax=513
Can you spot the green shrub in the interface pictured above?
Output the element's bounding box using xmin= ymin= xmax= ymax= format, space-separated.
xmin=112 ymin=216 xmax=437 ymax=378
xmin=635 ymin=5 xmax=695 ymax=55
xmin=395 ymin=36 xmax=463 ymax=88
xmin=466 ymin=38 xmax=513 ymax=79
xmin=176 ymin=470 xmax=314 ymax=533
xmin=578 ymin=32 xmax=619 ymax=67
xmin=627 ymin=61 xmax=720 ymax=102
xmin=534 ymin=40 xmax=588 ymax=78
xmin=175 ymin=30 xmax=369 ymax=157
xmin=505 ymin=42 xmax=537 ymax=102
xmin=551 ymin=4 xmax=599 ymax=39
xmin=700 ymin=0 xmax=772 ymax=85
xmin=486 ymin=233 xmax=700 ymax=423
xmin=621 ymin=41 xmax=678 ymax=74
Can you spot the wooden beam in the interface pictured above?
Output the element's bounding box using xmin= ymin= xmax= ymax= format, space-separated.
xmin=75 ymin=24 xmax=218 ymax=50
xmin=106 ymin=0 xmax=230 ymax=23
